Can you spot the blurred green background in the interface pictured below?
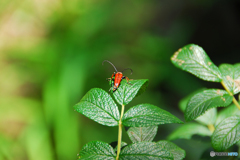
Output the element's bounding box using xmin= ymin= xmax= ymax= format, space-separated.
xmin=0 ymin=0 xmax=240 ymax=160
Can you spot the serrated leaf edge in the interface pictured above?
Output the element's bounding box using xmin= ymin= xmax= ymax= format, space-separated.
xmin=185 ymin=89 xmax=232 ymax=121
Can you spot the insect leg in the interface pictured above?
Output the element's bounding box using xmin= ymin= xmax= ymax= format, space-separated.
xmin=107 ymin=73 xmax=115 ymax=81
xmin=122 ymin=76 xmax=132 ymax=85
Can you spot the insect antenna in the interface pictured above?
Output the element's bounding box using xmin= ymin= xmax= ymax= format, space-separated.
xmin=121 ymin=68 xmax=133 ymax=75
xmin=102 ymin=60 xmax=118 ymax=72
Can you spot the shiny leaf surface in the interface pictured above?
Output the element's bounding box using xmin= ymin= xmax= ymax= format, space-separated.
xmin=157 ymin=141 xmax=186 ymax=160
xmin=212 ymin=116 xmax=240 ymax=151
xmin=179 ymin=88 xmax=217 ymax=125
xmin=113 ymin=79 xmax=148 ymax=105
xmin=119 ymin=142 xmax=174 ymax=160
xmin=185 ymin=89 xmax=232 ymax=122
xmin=74 ymin=88 xmax=120 ymax=126
xmin=122 ymin=104 xmax=183 ymax=127
xmin=171 ymin=44 xmax=222 ymax=82
xmin=78 ymin=141 xmax=116 ymax=160
xmin=179 ymin=88 xmax=206 ymax=112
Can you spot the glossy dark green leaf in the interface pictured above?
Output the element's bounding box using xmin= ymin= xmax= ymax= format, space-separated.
xmin=78 ymin=141 xmax=116 ymax=160
xmin=212 ymin=116 xmax=240 ymax=151
xmin=113 ymin=79 xmax=148 ymax=105
xmin=122 ymin=104 xmax=183 ymax=127
xmin=171 ymin=44 xmax=222 ymax=82
xmin=119 ymin=142 xmax=174 ymax=160
xmin=127 ymin=126 xmax=158 ymax=142
xmin=185 ymin=89 xmax=232 ymax=122
xmin=157 ymin=141 xmax=186 ymax=160
xmin=168 ymin=123 xmax=211 ymax=140
xmin=219 ymin=63 xmax=240 ymax=95
xmin=74 ymin=88 xmax=120 ymax=126
xmin=215 ymin=104 xmax=240 ymax=125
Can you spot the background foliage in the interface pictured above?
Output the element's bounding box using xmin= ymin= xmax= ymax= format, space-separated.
xmin=0 ymin=0 xmax=240 ymax=160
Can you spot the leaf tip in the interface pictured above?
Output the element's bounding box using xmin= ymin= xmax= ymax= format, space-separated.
xmin=178 ymin=120 xmax=184 ymax=124
xmin=174 ymin=117 xmax=184 ymax=124
xmin=184 ymin=115 xmax=192 ymax=122
xmin=73 ymin=103 xmax=79 ymax=110
xmin=171 ymin=51 xmax=179 ymax=62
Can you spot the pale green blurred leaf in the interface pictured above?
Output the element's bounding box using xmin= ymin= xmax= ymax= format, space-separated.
xmin=215 ymin=104 xmax=240 ymax=125
xmin=168 ymin=123 xmax=211 ymax=140
xmin=195 ymin=108 xmax=217 ymax=126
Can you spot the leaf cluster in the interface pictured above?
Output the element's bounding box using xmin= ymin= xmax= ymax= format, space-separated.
xmin=74 ymin=79 xmax=185 ymax=159
xmin=170 ymin=44 xmax=240 ymax=152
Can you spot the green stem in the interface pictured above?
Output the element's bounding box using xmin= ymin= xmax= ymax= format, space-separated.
xmin=232 ymin=98 xmax=240 ymax=110
xmin=116 ymin=104 xmax=125 ymax=160
xmin=221 ymin=81 xmax=240 ymax=110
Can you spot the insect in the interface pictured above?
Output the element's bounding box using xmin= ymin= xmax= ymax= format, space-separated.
xmin=102 ymin=60 xmax=133 ymax=92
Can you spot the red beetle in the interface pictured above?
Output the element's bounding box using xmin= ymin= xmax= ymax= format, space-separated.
xmin=102 ymin=60 xmax=133 ymax=92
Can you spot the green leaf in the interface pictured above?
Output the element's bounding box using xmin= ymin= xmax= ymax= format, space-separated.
xmin=119 ymin=142 xmax=174 ymax=160
xmin=215 ymin=104 xmax=240 ymax=125
xmin=179 ymin=88 xmax=206 ymax=112
xmin=168 ymin=123 xmax=211 ymax=140
xmin=179 ymin=88 xmax=217 ymax=125
xmin=122 ymin=104 xmax=183 ymax=127
xmin=184 ymin=89 xmax=232 ymax=122
xmin=73 ymin=88 xmax=120 ymax=126
xmin=113 ymin=79 xmax=148 ymax=105
xmin=195 ymin=108 xmax=217 ymax=126
xmin=219 ymin=63 xmax=240 ymax=95
xmin=212 ymin=116 xmax=240 ymax=151
xmin=78 ymin=141 xmax=116 ymax=160
xmin=127 ymin=126 xmax=158 ymax=143
xmin=171 ymin=44 xmax=222 ymax=82
xmin=157 ymin=141 xmax=186 ymax=160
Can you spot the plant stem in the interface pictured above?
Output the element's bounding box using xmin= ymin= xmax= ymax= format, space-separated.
xmin=221 ymin=81 xmax=240 ymax=110
xmin=116 ymin=104 xmax=125 ymax=160
xmin=207 ymin=124 xmax=215 ymax=133
xmin=232 ymin=98 xmax=240 ymax=110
